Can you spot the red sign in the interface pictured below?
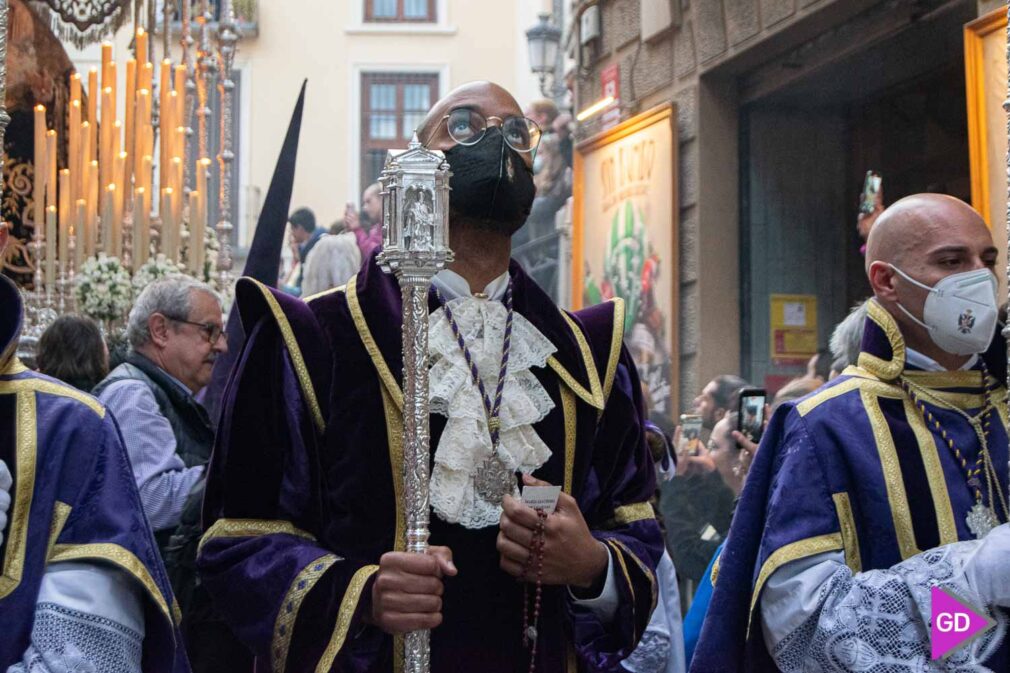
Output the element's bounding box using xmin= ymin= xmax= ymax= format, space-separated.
xmin=601 ymin=63 xmax=620 ymax=102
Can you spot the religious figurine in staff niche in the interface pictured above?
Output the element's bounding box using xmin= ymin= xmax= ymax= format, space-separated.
xmin=404 ymin=184 xmax=435 ymax=252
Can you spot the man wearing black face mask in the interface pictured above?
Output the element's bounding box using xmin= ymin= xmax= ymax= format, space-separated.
xmin=198 ymin=82 xmax=661 ymax=672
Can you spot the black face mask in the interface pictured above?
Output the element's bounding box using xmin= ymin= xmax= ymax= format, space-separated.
xmin=444 ymin=127 xmax=536 ymax=236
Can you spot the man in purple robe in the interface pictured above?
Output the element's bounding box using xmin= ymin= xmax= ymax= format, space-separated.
xmin=691 ymin=195 xmax=1010 ymax=671
xmin=0 ymin=224 xmax=188 ymax=672
xmin=198 ymin=82 xmax=662 ymax=672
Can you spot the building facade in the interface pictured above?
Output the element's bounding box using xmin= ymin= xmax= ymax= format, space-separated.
xmin=572 ymin=0 xmax=1004 ymax=406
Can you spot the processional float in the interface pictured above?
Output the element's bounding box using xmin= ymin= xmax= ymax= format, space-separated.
xmin=3 ymin=0 xmax=241 ymax=360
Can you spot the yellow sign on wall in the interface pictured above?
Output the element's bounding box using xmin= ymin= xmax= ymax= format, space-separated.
xmin=770 ymin=294 xmax=818 ymax=364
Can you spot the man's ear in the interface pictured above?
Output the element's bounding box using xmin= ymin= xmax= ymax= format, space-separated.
xmin=868 ymin=261 xmax=898 ymax=302
xmin=713 ymin=407 xmax=727 ymax=424
xmin=147 ymin=313 xmax=171 ymax=348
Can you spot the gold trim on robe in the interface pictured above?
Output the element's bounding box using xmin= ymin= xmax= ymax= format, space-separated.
xmin=831 ymin=493 xmax=862 ymax=574
xmin=561 ymin=385 xmax=577 ymax=495
xmin=902 ymin=397 xmax=959 ymax=546
xmin=46 ymin=501 xmax=73 ymax=561
xmin=602 ymin=502 xmax=656 ymax=529
xmin=0 ymin=378 xmax=105 ymax=417
xmin=862 ymin=390 xmax=921 ymax=559
xmin=601 ymin=298 xmax=626 ymax=404
xmin=252 ymin=281 xmax=327 ymax=433
xmin=50 ymin=542 xmax=181 ymax=626
xmin=315 ymin=564 xmax=380 ymax=673
xmin=0 ymin=392 xmax=37 ymax=599
xmin=747 ymin=533 xmax=844 ymax=635
xmin=857 ymin=300 xmax=906 ymax=381
xmin=198 ymin=518 xmax=317 ymax=556
xmin=273 ymin=553 xmax=339 ymax=673
xmin=347 ymin=275 xmax=405 ymax=411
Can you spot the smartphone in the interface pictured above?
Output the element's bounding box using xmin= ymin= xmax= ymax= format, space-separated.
xmin=679 ymin=414 xmax=703 ymax=457
xmin=859 ymin=171 xmax=882 ymax=215
xmin=737 ymin=388 xmax=767 ymax=443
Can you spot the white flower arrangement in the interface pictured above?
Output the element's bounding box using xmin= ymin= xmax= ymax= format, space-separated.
xmin=133 ymin=254 xmax=184 ymax=291
xmin=74 ymin=254 xmax=134 ymax=323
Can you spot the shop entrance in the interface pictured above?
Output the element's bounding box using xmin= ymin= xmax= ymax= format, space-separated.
xmin=738 ymin=0 xmax=977 ymax=389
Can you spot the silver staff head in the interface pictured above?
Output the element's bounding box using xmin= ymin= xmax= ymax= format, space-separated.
xmin=376 ymin=133 xmax=453 ymax=277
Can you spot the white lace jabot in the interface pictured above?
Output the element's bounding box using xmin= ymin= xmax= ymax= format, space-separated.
xmin=428 ymin=290 xmax=557 ymax=529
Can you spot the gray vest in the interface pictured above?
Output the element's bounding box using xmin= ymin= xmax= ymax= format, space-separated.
xmin=94 ymin=353 xmax=214 ymax=469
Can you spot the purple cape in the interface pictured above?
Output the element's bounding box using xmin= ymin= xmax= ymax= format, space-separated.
xmin=198 ymin=252 xmax=663 ymax=672
xmin=690 ymin=300 xmax=1010 ymax=672
xmin=0 ymin=276 xmax=189 ymax=671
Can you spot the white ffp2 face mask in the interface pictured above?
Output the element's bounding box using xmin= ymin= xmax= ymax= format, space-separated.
xmin=890 ymin=265 xmax=998 ymax=356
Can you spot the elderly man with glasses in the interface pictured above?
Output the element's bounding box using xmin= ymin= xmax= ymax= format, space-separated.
xmin=94 ymin=275 xmax=248 ymax=672
xmin=198 ymin=81 xmax=661 ymax=672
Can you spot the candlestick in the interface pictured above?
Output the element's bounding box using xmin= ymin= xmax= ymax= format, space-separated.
xmin=70 ymin=72 xmax=81 ymax=104
xmin=102 ymin=184 xmax=115 ymax=256
xmin=87 ymin=68 xmax=98 ymax=159
xmin=125 ymin=59 xmax=136 ymax=192
xmin=135 ymin=27 xmax=148 ymax=65
xmin=45 ymin=205 xmax=56 ymax=289
xmin=68 ymin=99 xmax=80 ymax=204
xmin=74 ymin=199 xmax=86 ymax=269
xmin=86 ymin=160 xmax=98 ymax=256
xmin=58 ymin=169 xmax=70 ymax=264
xmin=100 ymin=87 xmax=113 ymax=211
xmin=134 ymin=187 xmax=149 ymax=266
xmin=45 ymin=130 xmax=55 ymax=214
xmin=33 ymin=104 xmax=45 ymax=234
xmin=188 ymin=189 xmax=203 ymax=274
xmin=162 ymin=187 xmax=175 ymax=260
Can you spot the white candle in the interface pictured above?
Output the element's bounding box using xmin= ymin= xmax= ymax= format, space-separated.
xmin=134 ymin=187 xmax=149 ymax=266
xmin=45 ymin=206 xmax=57 ymax=289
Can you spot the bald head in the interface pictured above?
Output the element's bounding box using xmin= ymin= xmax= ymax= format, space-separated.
xmin=865 ymin=194 xmax=990 ymax=270
xmin=865 ymin=193 xmax=999 ymax=366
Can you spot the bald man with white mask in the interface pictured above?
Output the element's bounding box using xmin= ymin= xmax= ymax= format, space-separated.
xmin=691 ymin=194 xmax=1010 ymax=672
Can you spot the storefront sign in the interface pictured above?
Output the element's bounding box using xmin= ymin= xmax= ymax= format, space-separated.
xmin=573 ymin=104 xmax=678 ymax=419
xmin=770 ymin=294 xmax=818 ymax=364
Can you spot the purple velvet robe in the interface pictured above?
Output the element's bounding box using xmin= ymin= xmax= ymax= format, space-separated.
xmin=198 ymin=253 xmax=662 ymax=672
xmin=0 ymin=276 xmax=189 ymax=671
xmin=690 ymin=299 xmax=1010 ymax=672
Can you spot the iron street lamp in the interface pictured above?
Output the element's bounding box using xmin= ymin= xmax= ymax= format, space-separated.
xmin=526 ymin=12 xmax=561 ymax=98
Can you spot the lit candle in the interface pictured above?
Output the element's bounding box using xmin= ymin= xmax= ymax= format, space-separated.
xmin=135 ymin=27 xmax=148 ymax=65
xmin=86 ymin=160 xmax=99 ymax=256
xmin=45 ymin=206 xmax=57 ymax=289
xmin=141 ymin=155 xmax=153 ymax=199
xmin=87 ymin=68 xmax=98 ymax=159
xmin=174 ymin=65 xmax=186 ymax=123
xmin=100 ymin=87 xmax=113 ymax=212
xmin=45 ymin=131 xmax=56 ymax=215
xmin=58 ymin=169 xmax=70 ymax=265
xmin=134 ymin=187 xmax=149 ymax=266
xmin=171 ymin=157 xmax=183 ymax=225
xmin=107 ymin=62 xmax=117 ymax=124
xmin=80 ymin=121 xmax=91 ymax=177
xmin=114 ymin=152 xmax=128 ymax=245
xmin=68 ymin=100 xmax=80 ymax=204
xmin=33 ymin=105 xmax=46 ymax=235
xmin=102 ymin=184 xmax=116 ymax=257
xmin=100 ymin=42 xmax=113 ymax=84
xmin=161 ymin=187 xmax=175 ymax=260
xmin=188 ymin=190 xmax=203 ymax=274
xmin=165 ymin=91 xmax=178 ymax=162
xmin=124 ymin=59 xmax=136 ymax=193
xmin=141 ymin=62 xmax=154 ymax=94
xmin=74 ymin=199 xmax=87 ymax=269
xmin=70 ymin=73 xmax=81 ymax=104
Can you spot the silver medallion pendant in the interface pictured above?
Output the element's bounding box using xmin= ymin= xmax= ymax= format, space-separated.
xmin=966 ymin=502 xmax=999 ymax=539
xmin=474 ymin=452 xmax=514 ymax=504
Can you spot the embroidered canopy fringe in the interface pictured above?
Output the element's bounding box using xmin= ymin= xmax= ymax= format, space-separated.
xmin=30 ymin=0 xmax=131 ymax=49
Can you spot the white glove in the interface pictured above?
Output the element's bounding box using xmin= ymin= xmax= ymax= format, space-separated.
xmin=964 ymin=523 xmax=1010 ymax=607
xmin=0 ymin=459 xmax=11 ymax=548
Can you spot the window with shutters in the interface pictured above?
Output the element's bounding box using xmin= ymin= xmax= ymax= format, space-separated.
xmin=359 ymin=72 xmax=439 ymax=193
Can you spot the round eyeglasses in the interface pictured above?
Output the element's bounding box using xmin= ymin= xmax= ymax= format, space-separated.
xmin=423 ymin=107 xmax=542 ymax=155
